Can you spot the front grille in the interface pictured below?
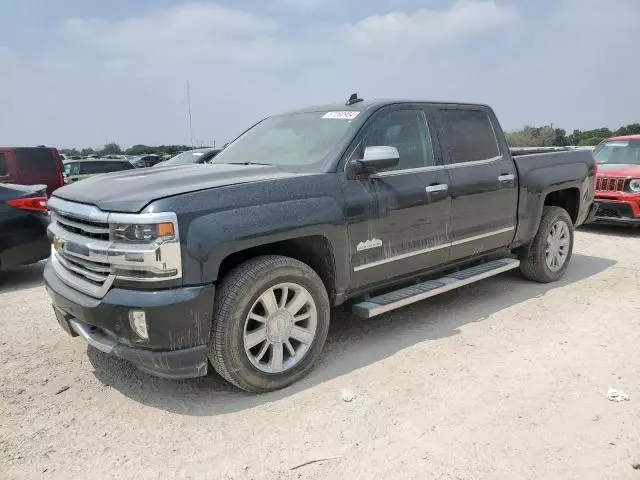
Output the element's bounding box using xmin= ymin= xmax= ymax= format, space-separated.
xmin=596 ymin=177 xmax=627 ymax=193
xmin=54 ymin=212 xmax=110 ymax=241
xmin=48 ymin=200 xmax=114 ymax=297
xmin=56 ymin=251 xmax=111 ymax=285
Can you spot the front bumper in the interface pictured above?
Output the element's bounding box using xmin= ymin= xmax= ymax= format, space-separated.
xmin=593 ymin=197 xmax=640 ymax=226
xmin=44 ymin=260 xmax=215 ymax=379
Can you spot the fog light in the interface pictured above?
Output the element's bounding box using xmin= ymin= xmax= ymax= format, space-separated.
xmin=129 ymin=310 xmax=149 ymax=340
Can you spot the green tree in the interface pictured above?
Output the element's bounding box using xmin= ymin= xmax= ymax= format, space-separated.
xmin=100 ymin=142 xmax=123 ymax=155
xmin=553 ymin=129 xmax=568 ymax=146
xmin=614 ymin=123 xmax=640 ymax=136
xmin=80 ymin=148 xmax=96 ymax=157
xmin=505 ymin=125 xmax=555 ymax=147
xmin=125 ymin=145 xmax=152 ymax=156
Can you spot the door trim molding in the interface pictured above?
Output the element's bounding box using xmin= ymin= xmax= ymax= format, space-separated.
xmin=449 ymin=226 xmax=515 ymax=247
xmin=354 ymin=243 xmax=449 ymax=272
xmin=371 ymin=155 xmax=504 ymax=178
xmin=353 ymin=226 xmax=515 ymax=272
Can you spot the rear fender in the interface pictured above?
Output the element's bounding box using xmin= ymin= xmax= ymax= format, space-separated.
xmin=513 ymin=158 xmax=594 ymax=246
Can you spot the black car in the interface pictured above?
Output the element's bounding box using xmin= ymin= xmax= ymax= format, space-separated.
xmin=0 ymin=183 xmax=50 ymax=271
xmin=131 ymin=155 xmax=163 ymax=168
xmin=153 ymin=148 xmax=222 ymax=168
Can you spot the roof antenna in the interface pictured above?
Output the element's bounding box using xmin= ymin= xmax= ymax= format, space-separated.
xmin=346 ymin=92 xmax=363 ymax=106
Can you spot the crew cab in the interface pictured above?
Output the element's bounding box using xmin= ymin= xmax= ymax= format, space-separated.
xmin=591 ymin=135 xmax=640 ymax=225
xmin=44 ymin=97 xmax=596 ymax=393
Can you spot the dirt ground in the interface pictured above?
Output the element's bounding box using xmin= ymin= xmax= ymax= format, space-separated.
xmin=1 ymin=225 xmax=639 ymax=480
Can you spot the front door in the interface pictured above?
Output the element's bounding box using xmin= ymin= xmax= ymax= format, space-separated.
xmin=434 ymin=106 xmax=517 ymax=261
xmin=341 ymin=106 xmax=452 ymax=291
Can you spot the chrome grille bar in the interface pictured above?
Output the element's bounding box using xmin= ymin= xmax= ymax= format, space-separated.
xmin=54 ymin=213 xmax=110 ymax=239
xmin=56 ymin=253 xmax=109 ymax=284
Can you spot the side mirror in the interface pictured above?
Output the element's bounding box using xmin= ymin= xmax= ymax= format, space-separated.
xmin=351 ymin=146 xmax=400 ymax=176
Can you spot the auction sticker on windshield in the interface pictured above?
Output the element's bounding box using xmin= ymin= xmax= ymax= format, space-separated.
xmin=322 ymin=111 xmax=360 ymax=120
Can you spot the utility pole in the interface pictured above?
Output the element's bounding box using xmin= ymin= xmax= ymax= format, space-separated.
xmin=187 ymin=80 xmax=194 ymax=149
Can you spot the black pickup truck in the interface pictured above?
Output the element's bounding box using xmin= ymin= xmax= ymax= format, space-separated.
xmin=44 ymin=97 xmax=596 ymax=392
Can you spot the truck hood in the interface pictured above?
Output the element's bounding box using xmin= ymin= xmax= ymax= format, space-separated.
xmin=597 ymin=163 xmax=640 ymax=177
xmin=52 ymin=163 xmax=297 ymax=212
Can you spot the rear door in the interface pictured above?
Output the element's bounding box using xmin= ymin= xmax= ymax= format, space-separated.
xmin=434 ymin=106 xmax=517 ymax=261
xmin=341 ymin=105 xmax=452 ymax=290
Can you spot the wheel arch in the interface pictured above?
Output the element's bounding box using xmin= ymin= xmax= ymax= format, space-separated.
xmin=216 ymin=235 xmax=339 ymax=303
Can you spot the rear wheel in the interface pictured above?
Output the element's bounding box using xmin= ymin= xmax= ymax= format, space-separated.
xmin=209 ymin=255 xmax=330 ymax=393
xmin=519 ymin=206 xmax=574 ymax=283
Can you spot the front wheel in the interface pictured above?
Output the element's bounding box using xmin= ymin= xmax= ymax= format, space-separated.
xmin=519 ymin=206 xmax=574 ymax=283
xmin=208 ymin=255 xmax=330 ymax=393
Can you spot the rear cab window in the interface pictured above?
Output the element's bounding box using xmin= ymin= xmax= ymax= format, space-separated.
xmin=14 ymin=148 xmax=58 ymax=173
xmin=437 ymin=108 xmax=501 ymax=164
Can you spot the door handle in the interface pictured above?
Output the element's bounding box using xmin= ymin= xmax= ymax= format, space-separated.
xmin=425 ymin=184 xmax=449 ymax=193
xmin=498 ymin=174 xmax=515 ymax=182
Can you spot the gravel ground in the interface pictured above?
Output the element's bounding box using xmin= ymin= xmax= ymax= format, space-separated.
xmin=1 ymin=226 xmax=639 ymax=480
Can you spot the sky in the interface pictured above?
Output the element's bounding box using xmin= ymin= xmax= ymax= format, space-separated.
xmin=0 ymin=0 xmax=638 ymax=149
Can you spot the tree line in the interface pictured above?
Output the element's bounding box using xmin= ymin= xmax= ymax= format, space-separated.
xmin=506 ymin=123 xmax=640 ymax=148
xmin=59 ymin=143 xmax=199 ymax=157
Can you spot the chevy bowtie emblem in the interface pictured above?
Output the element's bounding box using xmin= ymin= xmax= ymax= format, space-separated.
xmin=53 ymin=236 xmax=65 ymax=252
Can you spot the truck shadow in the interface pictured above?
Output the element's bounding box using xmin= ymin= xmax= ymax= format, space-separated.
xmin=87 ymin=253 xmax=615 ymax=416
xmin=0 ymin=261 xmax=46 ymax=294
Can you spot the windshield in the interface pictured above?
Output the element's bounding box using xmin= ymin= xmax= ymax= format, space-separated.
xmin=160 ymin=150 xmax=207 ymax=167
xmin=594 ymin=139 xmax=640 ymax=165
xmin=213 ymin=111 xmax=360 ymax=169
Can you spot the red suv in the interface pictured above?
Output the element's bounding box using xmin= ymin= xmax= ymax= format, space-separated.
xmin=592 ymin=135 xmax=640 ymax=226
xmin=0 ymin=147 xmax=65 ymax=196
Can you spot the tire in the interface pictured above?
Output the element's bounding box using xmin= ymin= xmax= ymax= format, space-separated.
xmin=208 ymin=255 xmax=330 ymax=393
xmin=519 ymin=206 xmax=574 ymax=283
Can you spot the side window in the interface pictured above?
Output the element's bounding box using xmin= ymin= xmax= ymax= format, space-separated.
xmin=439 ymin=109 xmax=500 ymax=164
xmin=0 ymin=153 xmax=8 ymax=177
xmin=364 ymin=109 xmax=435 ymax=170
xmin=67 ymin=163 xmax=81 ymax=176
xmin=80 ymin=162 xmax=108 ymax=175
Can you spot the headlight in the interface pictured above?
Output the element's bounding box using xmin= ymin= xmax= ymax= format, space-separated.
xmin=629 ymin=179 xmax=640 ymax=193
xmin=111 ymin=222 xmax=175 ymax=243
xmin=107 ymin=212 xmax=182 ymax=283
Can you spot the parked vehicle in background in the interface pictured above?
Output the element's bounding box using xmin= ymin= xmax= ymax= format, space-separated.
xmin=131 ymin=155 xmax=162 ymax=168
xmin=0 ymin=147 xmax=64 ymax=196
xmin=0 ymin=183 xmax=49 ymax=271
xmin=44 ymin=96 xmax=596 ymax=393
xmin=153 ymin=148 xmax=222 ymax=168
xmin=63 ymin=158 xmax=136 ymax=184
xmin=591 ymin=135 xmax=640 ymax=226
